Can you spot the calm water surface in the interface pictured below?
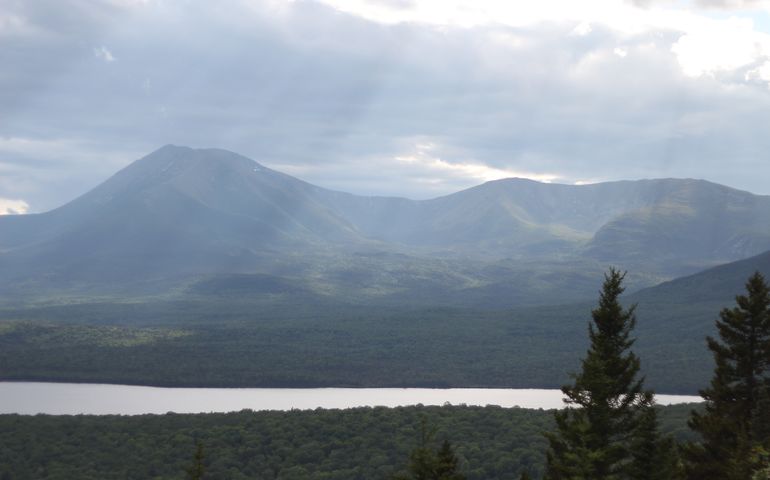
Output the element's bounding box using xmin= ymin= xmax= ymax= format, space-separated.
xmin=0 ymin=382 xmax=701 ymax=415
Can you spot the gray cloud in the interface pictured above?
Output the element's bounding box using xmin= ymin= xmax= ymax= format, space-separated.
xmin=3 ymin=0 xmax=770 ymax=212
xmin=366 ymin=0 xmax=416 ymax=7
xmin=625 ymin=0 xmax=682 ymax=7
xmin=695 ymin=0 xmax=768 ymax=8
xmin=627 ymin=0 xmax=767 ymax=8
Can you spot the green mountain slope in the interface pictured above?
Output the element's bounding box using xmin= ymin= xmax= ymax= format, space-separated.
xmin=2 ymin=145 xmax=770 ymax=306
xmin=5 ymin=250 xmax=770 ymax=393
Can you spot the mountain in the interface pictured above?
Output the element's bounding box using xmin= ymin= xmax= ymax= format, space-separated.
xmin=0 ymin=146 xmax=369 ymax=285
xmin=2 ymin=145 xmax=770 ymax=305
xmin=632 ymin=248 xmax=770 ymax=306
xmin=586 ymin=179 xmax=770 ymax=266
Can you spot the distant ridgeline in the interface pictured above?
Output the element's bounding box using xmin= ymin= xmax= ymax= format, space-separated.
xmin=1 ymin=145 xmax=770 ymax=307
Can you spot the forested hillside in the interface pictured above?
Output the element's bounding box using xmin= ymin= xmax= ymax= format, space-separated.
xmin=7 ymin=250 xmax=770 ymax=393
xmin=0 ymin=296 xmax=709 ymax=393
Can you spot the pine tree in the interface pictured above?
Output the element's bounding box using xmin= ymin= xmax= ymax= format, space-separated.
xmin=544 ymin=268 xmax=662 ymax=480
xmin=406 ymin=417 xmax=438 ymax=480
xmin=628 ymin=400 xmax=683 ymax=480
xmin=685 ymin=272 xmax=770 ymax=480
xmin=395 ymin=418 xmax=465 ymax=480
xmin=434 ymin=440 xmax=464 ymax=480
xmin=185 ymin=441 xmax=205 ymax=480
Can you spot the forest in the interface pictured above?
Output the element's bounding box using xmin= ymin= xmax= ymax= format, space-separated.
xmin=0 ymin=292 xmax=717 ymax=394
xmin=2 ymin=269 xmax=770 ymax=479
xmin=0 ymin=404 xmax=696 ymax=480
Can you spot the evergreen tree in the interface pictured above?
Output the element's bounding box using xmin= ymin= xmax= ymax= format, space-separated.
xmin=544 ymin=268 xmax=663 ymax=480
xmin=404 ymin=417 xmax=438 ymax=480
xmin=628 ymin=400 xmax=683 ymax=480
xmin=685 ymin=272 xmax=770 ymax=480
xmin=395 ymin=418 xmax=465 ymax=480
xmin=185 ymin=441 xmax=205 ymax=480
xmin=434 ymin=440 xmax=464 ymax=480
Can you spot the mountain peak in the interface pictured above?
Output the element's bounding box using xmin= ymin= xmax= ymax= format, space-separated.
xmin=156 ymin=143 xmax=191 ymax=153
xmin=47 ymin=145 xmax=274 ymax=219
xmin=138 ymin=145 xmax=264 ymax=170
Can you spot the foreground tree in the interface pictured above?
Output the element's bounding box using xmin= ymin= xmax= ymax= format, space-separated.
xmin=685 ymin=272 xmax=770 ymax=480
xmin=544 ymin=268 xmax=671 ymax=480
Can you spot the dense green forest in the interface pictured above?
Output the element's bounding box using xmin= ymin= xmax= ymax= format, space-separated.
xmin=0 ymin=294 xmax=718 ymax=393
xmin=0 ymin=404 xmax=697 ymax=480
xmin=3 ymin=249 xmax=753 ymax=394
xmin=4 ymin=270 xmax=768 ymax=478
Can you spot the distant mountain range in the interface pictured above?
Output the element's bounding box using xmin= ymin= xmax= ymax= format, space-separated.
xmin=3 ymin=145 xmax=770 ymax=306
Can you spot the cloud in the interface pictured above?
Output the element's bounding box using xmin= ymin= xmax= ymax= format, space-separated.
xmin=368 ymin=0 xmax=415 ymax=7
xmin=572 ymin=22 xmax=593 ymax=36
xmin=272 ymin=142 xmax=560 ymax=199
xmin=393 ymin=142 xmax=560 ymax=184
xmin=695 ymin=0 xmax=770 ymax=9
xmin=0 ymin=12 xmax=36 ymax=36
xmin=746 ymin=60 xmax=770 ymax=82
xmin=314 ymin=0 xmax=770 ymax=81
xmin=93 ymin=45 xmax=116 ymax=62
xmin=671 ymin=16 xmax=770 ymax=76
xmin=0 ymin=198 xmax=29 ymax=215
xmin=3 ymin=0 xmax=770 ymax=211
xmin=628 ymin=0 xmax=656 ymax=7
xmin=0 ymin=136 xmax=142 ymax=212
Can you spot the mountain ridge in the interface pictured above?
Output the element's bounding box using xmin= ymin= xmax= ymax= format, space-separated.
xmin=3 ymin=145 xmax=770 ymax=306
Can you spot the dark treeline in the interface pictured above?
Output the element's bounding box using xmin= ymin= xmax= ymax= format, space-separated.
xmin=0 ymin=404 xmax=695 ymax=480
xmin=0 ymin=297 xmax=716 ymax=394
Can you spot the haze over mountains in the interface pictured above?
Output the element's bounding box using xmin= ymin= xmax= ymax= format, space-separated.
xmin=2 ymin=145 xmax=770 ymax=306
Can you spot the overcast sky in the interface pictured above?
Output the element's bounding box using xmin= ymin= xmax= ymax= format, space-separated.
xmin=3 ymin=0 xmax=770 ymax=213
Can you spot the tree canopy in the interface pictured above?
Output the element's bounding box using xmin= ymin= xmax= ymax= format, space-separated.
xmin=685 ymin=272 xmax=770 ymax=479
xmin=545 ymin=268 xmax=675 ymax=480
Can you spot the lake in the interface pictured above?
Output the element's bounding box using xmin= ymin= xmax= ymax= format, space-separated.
xmin=0 ymin=382 xmax=702 ymax=415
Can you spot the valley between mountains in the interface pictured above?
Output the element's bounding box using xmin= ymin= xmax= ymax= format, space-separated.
xmin=2 ymin=145 xmax=769 ymax=393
